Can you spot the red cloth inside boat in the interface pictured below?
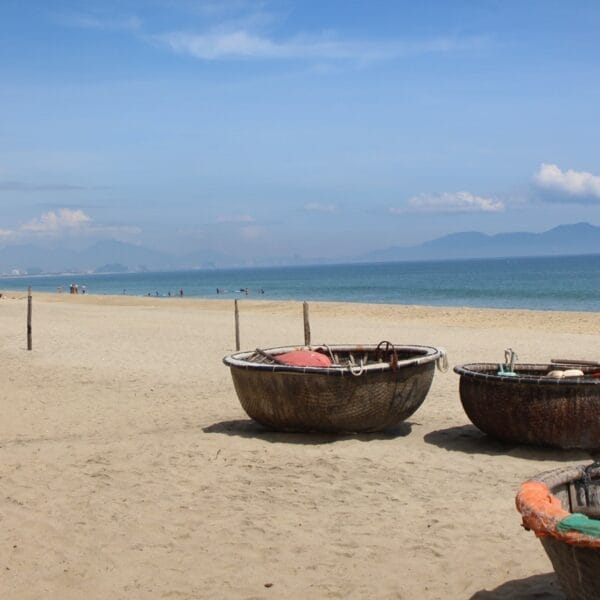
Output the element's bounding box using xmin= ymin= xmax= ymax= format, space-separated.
xmin=276 ymin=350 xmax=332 ymax=367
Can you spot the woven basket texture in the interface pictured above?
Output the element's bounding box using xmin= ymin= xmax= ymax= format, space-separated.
xmin=455 ymin=363 xmax=600 ymax=449
xmin=226 ymin=345 xmax=438 ymax=432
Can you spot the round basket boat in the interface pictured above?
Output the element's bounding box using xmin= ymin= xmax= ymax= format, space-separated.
xmin=516 ymin=463 xmax=600 ymax=600
xmin=223 ymin=344 xmax=445 ymax=433
xmin=454 ymin=363 xmax=600 ymax=449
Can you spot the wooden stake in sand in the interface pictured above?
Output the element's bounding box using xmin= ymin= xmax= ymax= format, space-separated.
xmin=27 ymin=286 xmax=32 ymax=351
xmin=303 ymin=301 xmax=311 ymax=346
xmin=234 ymin=299 xmax=240 ymax=351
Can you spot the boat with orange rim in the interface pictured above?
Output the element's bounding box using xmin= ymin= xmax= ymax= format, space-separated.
xmin=516 ymin=462 xmax=600 ymax=600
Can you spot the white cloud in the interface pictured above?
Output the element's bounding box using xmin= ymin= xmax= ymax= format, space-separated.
xmin=154 ymin=30 xmax=486 ymax=62
xmin=22 ymin=208 xmax=91 ymax=232
xmin=534 ymin=163 xmax=600 ymax=200
xmin=393 ymin=191 xmax=504 ymax=214
xmin=304 ymin=202 xmax=335 ymax=213
xmin=2 ymin=209 xmax=139 ymax=242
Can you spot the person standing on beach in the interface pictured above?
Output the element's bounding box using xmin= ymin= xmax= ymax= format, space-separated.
xmin=179 ymin=288 xmax=184 ymax=297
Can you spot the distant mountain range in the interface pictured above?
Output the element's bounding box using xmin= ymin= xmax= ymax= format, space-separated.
xmin=358 ymin=222 xmax=600 ymax=263
xmin=0 ymin=240 xmax=237 ymax=275
xmin=0 ymin=241 xmax=173 ymax=274
xmin=1 ymin=222 xmax=599 ymax=275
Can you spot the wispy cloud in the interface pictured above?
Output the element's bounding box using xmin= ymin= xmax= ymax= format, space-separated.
xmin=534 ymin=163 xmax=600 ymax=201
xmin=392 ymin=191 xmax=504 ymax=214
xmin=59 ymin=3 xmax=487 ymax=65
xmin=186 ymin=0 xmax=278 ymax=28
xmin=303 ymin=202 xmax=335 ymax=213
xmin=154 ymin=30 xmax=487 ymax=62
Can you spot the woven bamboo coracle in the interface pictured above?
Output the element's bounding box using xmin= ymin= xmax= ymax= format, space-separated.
xmin=516 ymin=464 xmax=600 ymax=600
xmin=454 ymin=363 xmax=600 ymax=449
xmin=223 ymin=343 xmax=444 ymax=433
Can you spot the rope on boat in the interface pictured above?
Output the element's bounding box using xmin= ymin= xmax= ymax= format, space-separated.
xmin=517 ymin=465 xmax=600 ymax=546
xmin=346 ymin=352 xmax=365 ymax=376
xmin=321 ymin=344 xmax=336 ymax=364
xmin=349 ymin=360 xmax=365 ymax=377
xmin=237 ymin=343 xmax=447 ymax=375
xmin=436 ymin=347 xmax=449 ymax=372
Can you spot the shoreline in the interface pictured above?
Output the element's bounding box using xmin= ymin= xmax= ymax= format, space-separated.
xmin=2 ymin=289 xmax=600 ymax=334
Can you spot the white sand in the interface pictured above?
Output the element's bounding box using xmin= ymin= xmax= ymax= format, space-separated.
xmin=2 ymin=291 xmax=599 ymax=599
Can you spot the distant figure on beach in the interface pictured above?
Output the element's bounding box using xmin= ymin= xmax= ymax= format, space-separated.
xmin=260 ymin=288 xmax=264 ymax=294
xmin=168 ymin=291 xmax=171 ymax=297
xmin=81 ymin=285 xmax=86 ymax=294
xmin=179 ymin=288 xmax=184 ymax=297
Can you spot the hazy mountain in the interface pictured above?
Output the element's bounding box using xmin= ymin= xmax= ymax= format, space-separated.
xmin=0 ymin=244 xmax=78 ymax=273
xmin=77 ymin=241 xmax=174 ymax=271
xmin=359 ymin=222 xmax=600 ymax=263
xmin=0 ymin=240 xmax=174 ymax=274
xmin=2 ymin=222 xmax=599 ymax=275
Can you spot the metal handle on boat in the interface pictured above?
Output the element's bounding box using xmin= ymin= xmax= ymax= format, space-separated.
xmin=376 ymin=341 xmax=398 ymax=371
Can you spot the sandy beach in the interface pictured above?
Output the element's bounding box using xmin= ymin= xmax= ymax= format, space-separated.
xmin=2 ymin=291 xmax=599 ymax=599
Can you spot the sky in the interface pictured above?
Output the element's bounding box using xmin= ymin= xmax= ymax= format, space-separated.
xmin=2 ymin=0 xmax=600 ymax=261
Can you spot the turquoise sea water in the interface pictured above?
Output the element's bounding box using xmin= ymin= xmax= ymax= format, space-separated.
xmin=2 ymin=254 xmax=600 ymax=312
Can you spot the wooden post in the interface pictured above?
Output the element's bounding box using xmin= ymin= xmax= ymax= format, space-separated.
xmin=234 ymin=299 xmax=240 ymax=351
xmin=27 ymin=286 xmax=32 ymax=351
xmin=303 ymin=301 xmax=311 ymax=347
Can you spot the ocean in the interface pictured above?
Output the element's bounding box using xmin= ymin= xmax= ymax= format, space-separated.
xmin=2 ymin=254 xmax=600 ymax=312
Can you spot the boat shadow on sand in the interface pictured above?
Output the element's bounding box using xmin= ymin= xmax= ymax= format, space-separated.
xmin=470 ymin=572 xmax=564 ymax=599
xmin=424 ymin=424 xmax=600 ymax=463
xmin=203 ymin=419 xmax=413 ymax=445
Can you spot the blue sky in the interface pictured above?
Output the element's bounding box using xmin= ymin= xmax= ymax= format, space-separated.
xmin=2 ymin=0 xmax=600 ymax=260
